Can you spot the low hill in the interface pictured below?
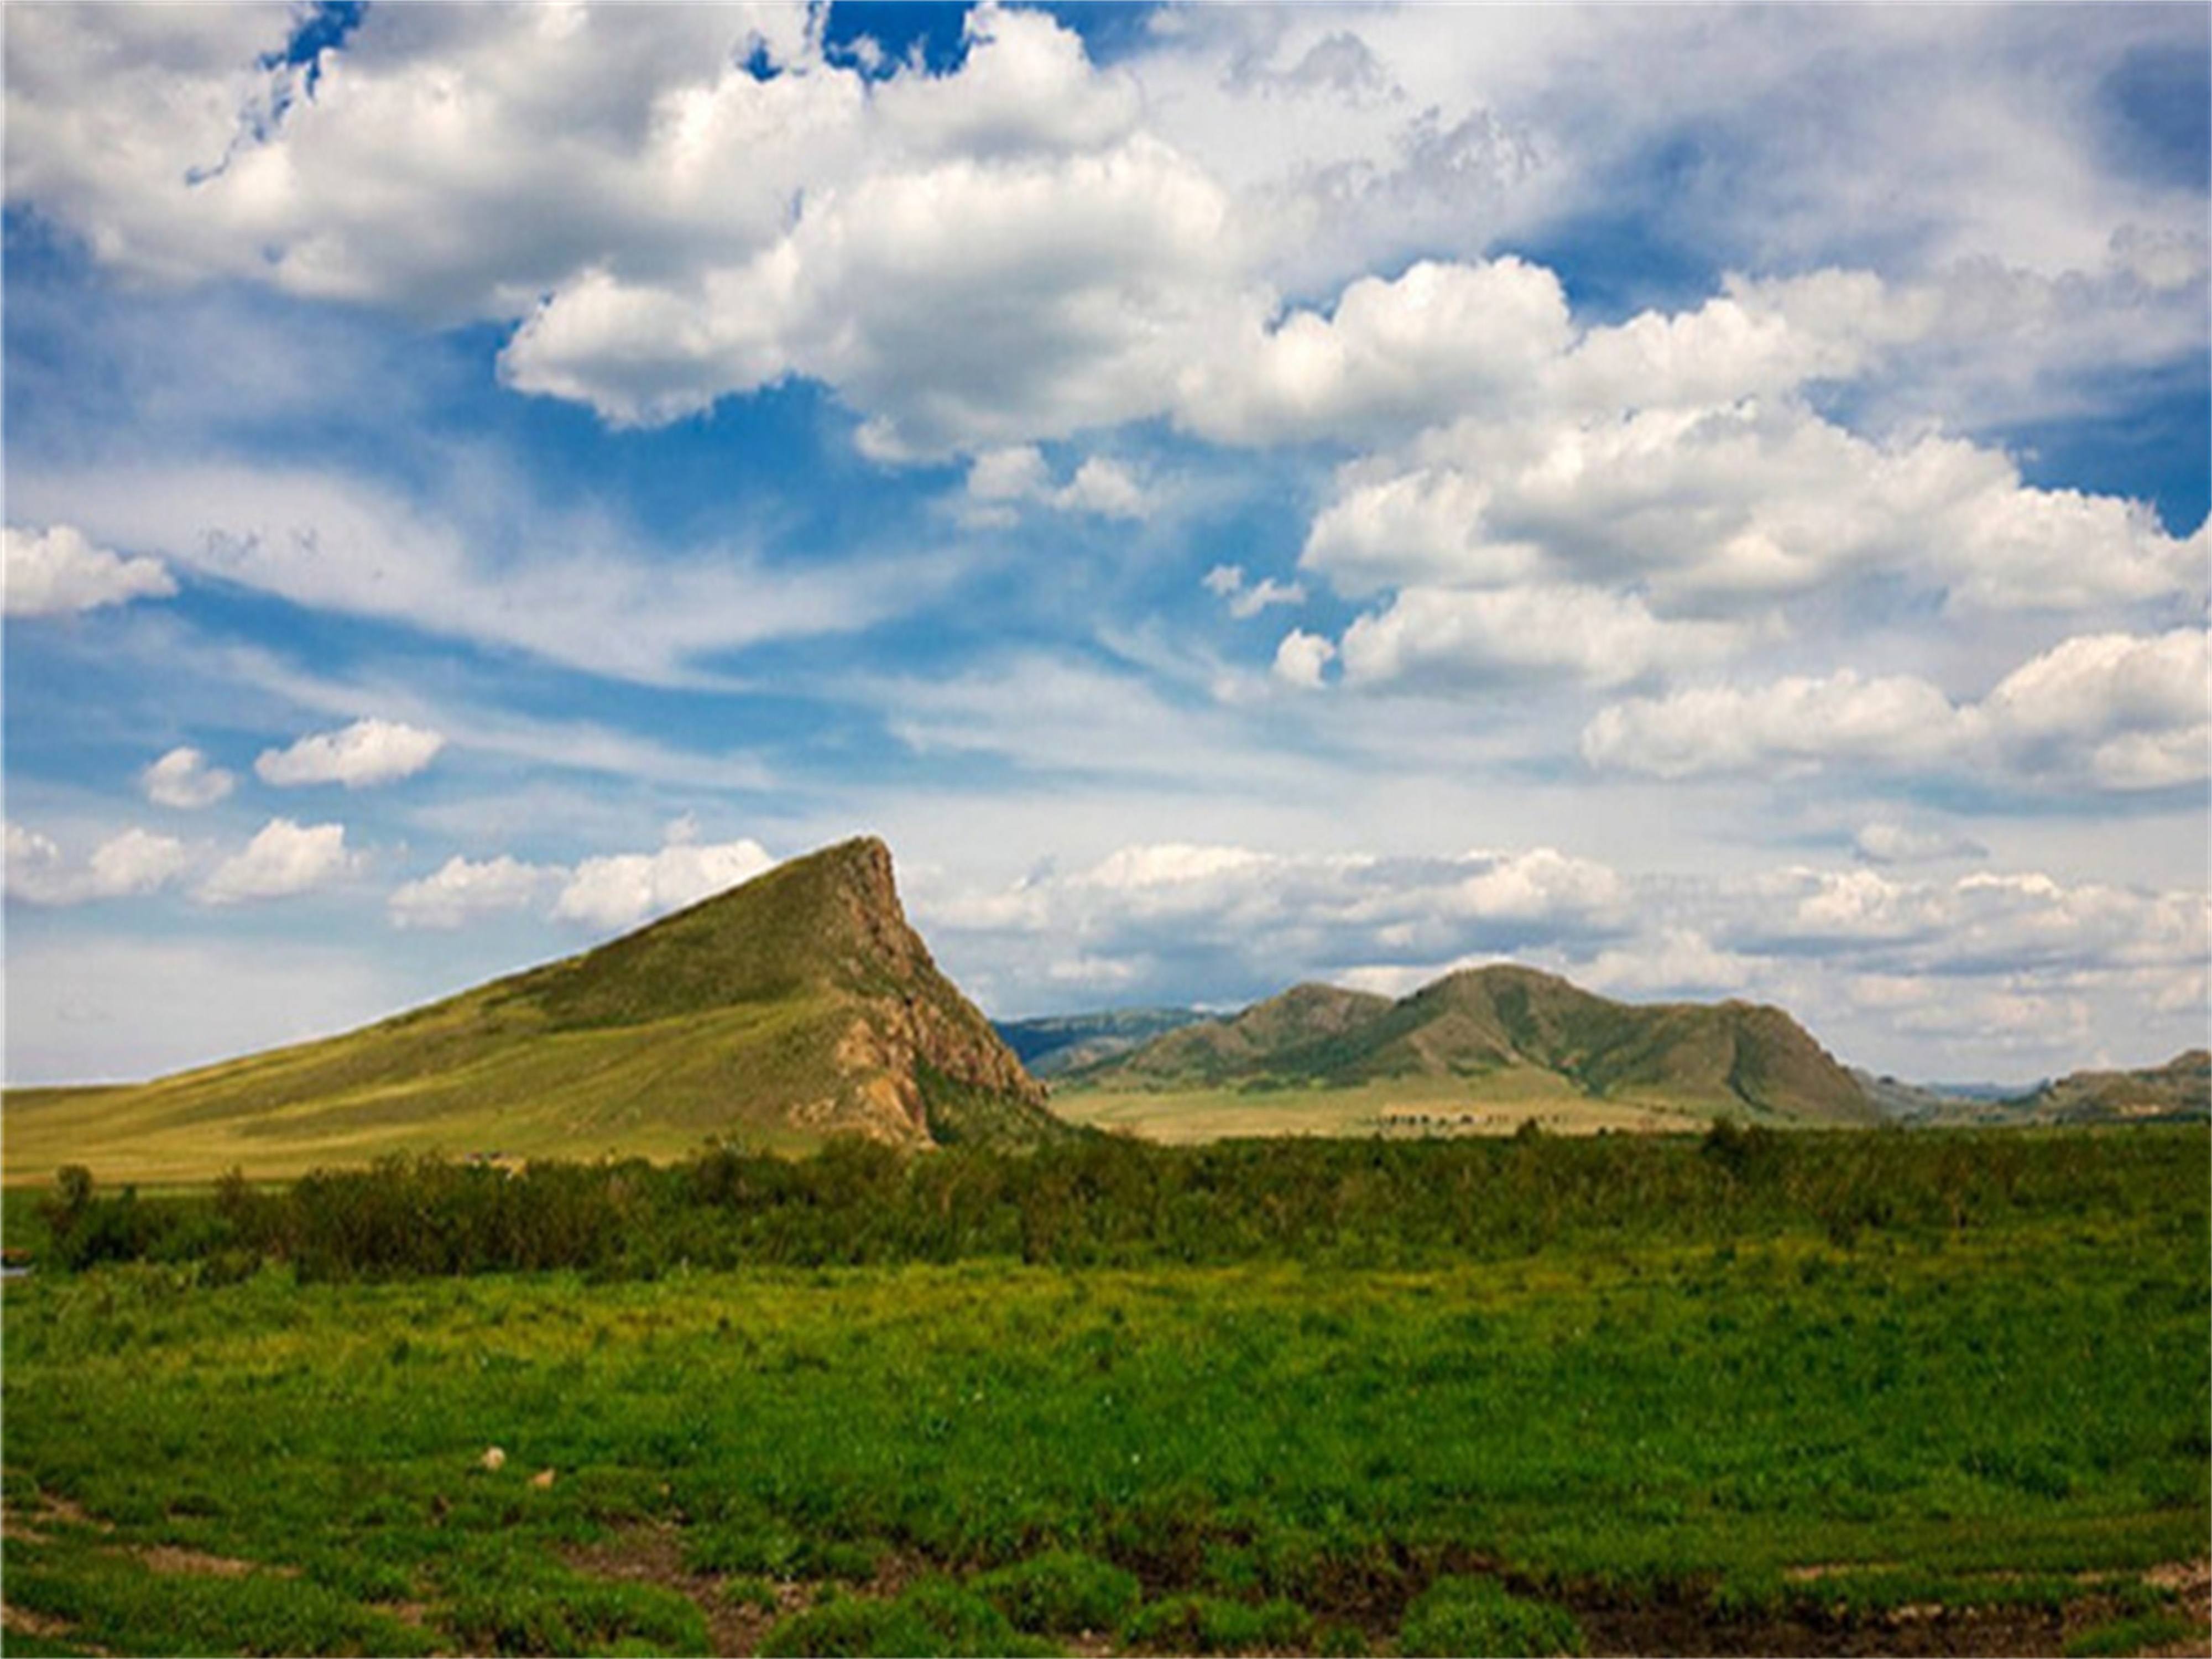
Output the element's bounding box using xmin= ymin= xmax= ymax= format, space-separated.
xmin=1074 ymin=984 xmax=1393 ymax=1089
xmin=994 ymin=1008 xmax=1212 ymax=1077
xmin=3 ymin=838 xmax=1063 ymax=1185
xmin=1872 ymin=1050 xmax=2211 ymax=1126
xmin=2021 ymin=1050 xmax=2210 ymax=1122
xmin=1066 ymin=964 xmax=1878 ymax=1127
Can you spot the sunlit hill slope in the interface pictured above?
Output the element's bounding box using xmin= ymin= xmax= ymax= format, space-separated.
xmin=1066 ymin=964 xmax=1880 ymax=1128
xmin=3 ymin=838 xmax=1063 ymax=1185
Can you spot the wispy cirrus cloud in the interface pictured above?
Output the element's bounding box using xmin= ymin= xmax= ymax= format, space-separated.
xmin=9 ymin=460 xmax=964 ymax=687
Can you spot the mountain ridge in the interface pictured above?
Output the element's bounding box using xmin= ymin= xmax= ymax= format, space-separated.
xmin=1067 ymin=963 xmax=1880 ymax=1126
xmin=3 ymin=837 xmax=1062 ymax=1183
xmin=1862 ymin=1049 xmax=2211 ymax=1125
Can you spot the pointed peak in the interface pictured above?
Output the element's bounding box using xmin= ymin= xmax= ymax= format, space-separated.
xmin=810 ymin=833 xmax=895 ymax=876
xmin=778 ymin=834 xmax=901 ymax=915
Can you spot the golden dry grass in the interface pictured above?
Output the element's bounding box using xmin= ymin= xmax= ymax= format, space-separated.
xmin=1050 ymin=1072 xmax=1721 ymax=1144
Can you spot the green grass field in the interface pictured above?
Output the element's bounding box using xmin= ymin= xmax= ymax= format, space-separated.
xmin=4 ymin=1131 xmax=2206 ymax=1656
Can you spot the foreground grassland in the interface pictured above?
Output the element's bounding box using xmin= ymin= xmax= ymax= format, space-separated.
xmin=3 ymin=1130 xmax=2206 ymax=1657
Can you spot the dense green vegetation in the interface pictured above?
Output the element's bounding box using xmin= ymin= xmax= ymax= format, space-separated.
xmin=4 ymin=1127 xmax=2205 ymax=1656
xmin=18 ymin=1121 xmax=2204 ymax=1282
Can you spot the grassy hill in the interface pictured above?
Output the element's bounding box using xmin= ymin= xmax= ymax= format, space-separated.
xmin=1056 ymin=964 xmax=1879 ymax=1136
xmin=2020 ymin=1049 xmax=2210 ymax=1121
xmin=994 ymin=1008 xmax=1212 ymax=1077
xmin=3 ymin=838 xmax=1063 ymax=1185
xmin=1870 ymin=1050 xmax=2212 ymax=1126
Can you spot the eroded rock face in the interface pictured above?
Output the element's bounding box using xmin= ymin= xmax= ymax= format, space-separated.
xmin=820 ymin=838 xmax=1052 ymax=1144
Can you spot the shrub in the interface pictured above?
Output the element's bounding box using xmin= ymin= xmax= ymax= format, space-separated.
xmin=973 ymin=1550 xmax=1140 ymax=1635
xmin=1398 ymin=1575 xmax=1584 ymax=1658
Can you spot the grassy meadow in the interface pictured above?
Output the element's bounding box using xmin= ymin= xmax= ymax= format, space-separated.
xmin=1050 ymin=1073 xmax=1715 ymax=1142
xmin=3 ymin=1128 xmax=2207 ymax=1657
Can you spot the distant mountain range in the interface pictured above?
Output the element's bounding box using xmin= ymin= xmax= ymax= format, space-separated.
xmin=9 ymin=834 xmax=2199 ymax=1185
xmin=994 ymin=1008 xmax=1212 ymax=1077
xmin=1052 ymin=965 xmax=1882 ymax=1127
xmin=1860 ymin=1050 xmax=2210 ymax=1125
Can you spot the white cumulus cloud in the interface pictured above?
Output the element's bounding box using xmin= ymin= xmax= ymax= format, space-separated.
xmin=1271 ymin=629 xmax=1337 ymax=689
xmin=1978 ymin=628 xmax=2211 ymax=790
xmin=965 ymin=446 xmax=1150 ymax=521
xmin=3 ymin=523 xmax=175 ymax=617
xmin=503 ymin=129 xmax=1243 ymax=456
xmin=1178 ymin=257 xmax=1573 ymax=447
xmin=141 ymin=746 xmax=237 ymax=810
xmin=553 ymin=835 xmax=776 ymax=931
xmin=1339 ymin=583 xmax=1753 ymax=691
xmin=257 ymin=718 xmax=446 ymax=789
xmin=4 ymin=823 xmax=190 ymax=906
xmin=388 ymin=855 xmax=557 ymax=931
xmin=1582 ymin=628 xmax=2209 ymax=792
xmin=197 ymin=818 xmax=358 ymax=905
xmin=1581 ymin=670 xmax=1965 ymax=780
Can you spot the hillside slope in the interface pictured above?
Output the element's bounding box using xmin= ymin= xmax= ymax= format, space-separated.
xmin=994 ymin=1008 xmax=1213 ymax=1077
xmin=1870 ymin=1050 xmax=2212 ymax=1126
xmin=4 ymin=838 xmax=1061 ymax=1183
xmin=2017 ymin=1050 xmax=2210 ymax=1122
xmin=1070 ymin=964 xmax=1877 ymax=1126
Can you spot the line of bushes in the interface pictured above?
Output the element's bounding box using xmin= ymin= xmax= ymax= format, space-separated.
xmin=28 ymin=1121 xmax=2205 ymax=1282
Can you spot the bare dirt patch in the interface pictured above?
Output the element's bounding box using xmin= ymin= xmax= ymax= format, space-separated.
xmin=562 ymin=1526 xmax=952 ymax=1657
xmin=138 ymin=1543 xmax=295 ymax=1579
xmin=2140 ymin=1559 xmax=2211 ymax=1656
xmin=563 ymin=1522 xmax=781 ymax=1657
xmin=2 ymin=1484 xmax=116 ymax=1548
xmin=2 ymin=1602 xmax=80 ymax=1640
xmin=1577 ymin=1561 xmax=2212 ymax=1658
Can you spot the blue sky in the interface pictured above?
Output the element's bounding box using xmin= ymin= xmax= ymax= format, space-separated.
xmin=6 ymin=1 xmax=2206 ymax=1087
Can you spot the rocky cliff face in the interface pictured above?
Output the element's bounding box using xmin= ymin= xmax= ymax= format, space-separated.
xmin=792 ymin=837 xmax=1056 ymax=1146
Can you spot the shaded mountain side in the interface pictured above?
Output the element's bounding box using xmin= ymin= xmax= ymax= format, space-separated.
xmin=994 ymin=1008 xmax=1213 ymax=1078
xmin=1071 ymin=964 xmax=1878 ymax=1125
xmin=5 ymin=838 xmax=1063 ymax=1182
xmin=1074 ymin=984 xmax=1394 ymax=1088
